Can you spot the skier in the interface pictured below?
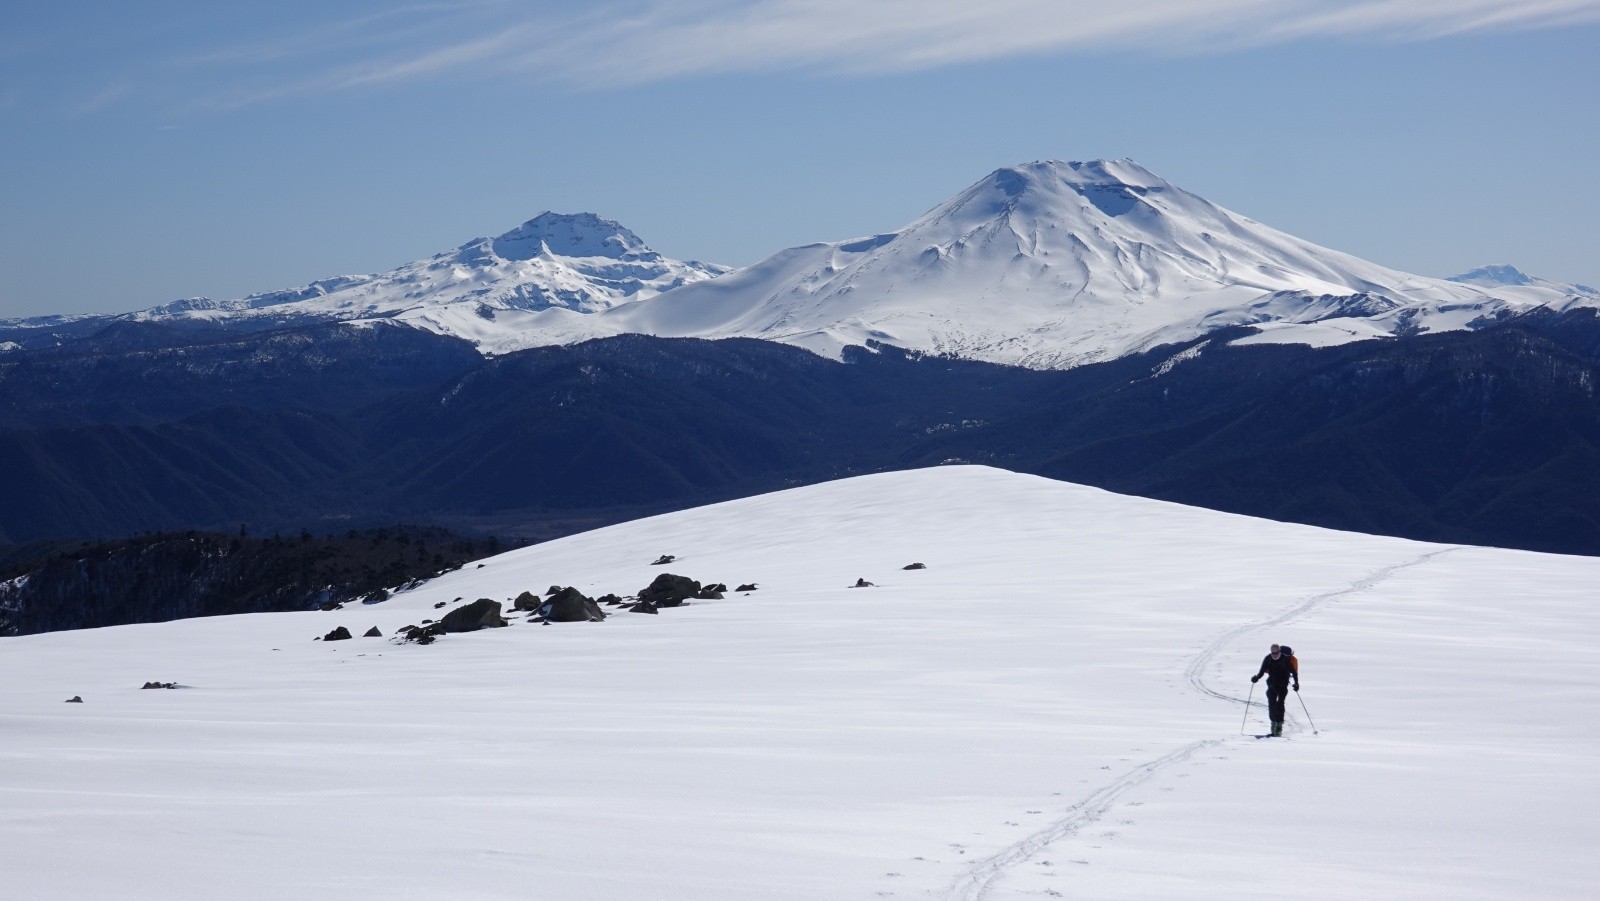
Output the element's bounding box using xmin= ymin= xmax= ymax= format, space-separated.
xmin=1250 ymin=643 xmax=1299 ymax=736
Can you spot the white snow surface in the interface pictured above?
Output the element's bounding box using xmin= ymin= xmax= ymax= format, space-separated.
xmin=2 ymin=466 xmax=1595 ymax=899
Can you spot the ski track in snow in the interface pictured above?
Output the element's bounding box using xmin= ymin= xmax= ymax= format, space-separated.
xmin=943 ymin=546 xmax=1460 ymax=900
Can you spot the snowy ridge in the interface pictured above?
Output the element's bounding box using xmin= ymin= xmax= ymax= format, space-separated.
xmin=1 ymin=466 xmax=1595 ymax=898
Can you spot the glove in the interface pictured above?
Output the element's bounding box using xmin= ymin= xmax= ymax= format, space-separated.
xmin=1293 ymin=684 xmax=1300 ymax=692
xmin=1250 ymin=675 xmax=1261 ymax=684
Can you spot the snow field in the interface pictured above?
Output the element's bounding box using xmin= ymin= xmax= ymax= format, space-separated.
xmin=1 ymin=467 xmax=1595 ymax=899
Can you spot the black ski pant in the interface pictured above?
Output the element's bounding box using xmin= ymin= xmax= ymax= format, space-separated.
xmin=1266 ymin=681 xmax=1289 ymax=724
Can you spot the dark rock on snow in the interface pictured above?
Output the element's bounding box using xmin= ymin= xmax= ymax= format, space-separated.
xmin=540 ymin=587 xmax=608 ymax=623
xmin=65 ymin=696 xmax=83 ymax=703
xmin=629 ymin=600 xmax=659 ymax=614
xmin=440 ymin=598 xmax=507 ymax=632
xmin=324 ymin=626 xmax=353 ymax=641
xmin=513 ymin=591 xmax=541 ymax=611
xmin=141 ymin=681 xmax=177 ymax=689
xmin=545 ymin=585 xmax=562 ymax=596
xmin=398 ymin=622 xmax=446 ymax=643
xmin=651 ymin=555 xmax=676 ymax=565
xmin=434 ymin=601 xmax=447 ymax=609
xmin=638 ymin=573 xmax=700 ymax=608
xmin=363 ymin=626 xmax=383 ymax=638
xmin=902 ymin=563 xmax=927 ymax=570
xmin=736 ymin=583 xmax=758 ymax=592
xmin=597 ymin=593 xmax=624 ymax=606
xmin=852 ymin=578 xmax=875 ymax=588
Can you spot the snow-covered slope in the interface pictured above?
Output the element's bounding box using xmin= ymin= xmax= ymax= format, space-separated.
xmin=122 ymin=212 xmax=728 ymax=351
xmin=2 ymin=466 xmax=1595 ymax=899
xmin=541 ymin=160 xmax=1587 ymax=367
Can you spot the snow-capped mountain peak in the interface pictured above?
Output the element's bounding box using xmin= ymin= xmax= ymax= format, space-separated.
xmin=1452 ymin=263 xmax=1536 ymax=287
xmin=109 ymin=213 xmax=729 ymax=351
xmin=488 ymin=212 xmax=655 ymax=262
xmin=1448 ymin=264 xmax=1597 ymax=298
xmin=536 ymin=158 xmax=1563 ymax=368
xmin=13 ymin=160 xmax=1592 ymax=366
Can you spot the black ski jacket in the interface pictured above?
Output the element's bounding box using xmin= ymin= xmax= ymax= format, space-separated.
xmin=1255 ymin=653 xmax=1298 ymax=687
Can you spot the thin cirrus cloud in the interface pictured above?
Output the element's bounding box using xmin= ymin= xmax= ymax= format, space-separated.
xmin=148 ymin=0 xmax=1600 ymax=109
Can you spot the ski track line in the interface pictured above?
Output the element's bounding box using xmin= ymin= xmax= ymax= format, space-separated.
xmin=942 ymin=546 xmax=1461 ymax=901
xmin=1184 ymin=547 xmax=1461 ymax=708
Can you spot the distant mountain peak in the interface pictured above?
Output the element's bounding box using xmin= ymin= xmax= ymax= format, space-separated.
xmin=490 ymin=211 xmax=653 ymax=262
xmin=1449 ymin=264 xmax=1597 ymax=296
xmin=1450 ymin=264 xmax=1533 ymax=287
xmin=553 ymin=158 xmax=1593 ymax=369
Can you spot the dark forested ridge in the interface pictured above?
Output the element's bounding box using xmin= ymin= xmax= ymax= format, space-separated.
xmin=0 ymin=526 xmax=516 ymax=635
xmin=5 ymin=309 xmax=1600 ymax=577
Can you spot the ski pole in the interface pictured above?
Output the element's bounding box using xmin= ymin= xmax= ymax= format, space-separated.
xmin=1296 ymin=690 xmax=1318 ymax=734
xmin=1240 ymin=682 xmax=1255 ymax=735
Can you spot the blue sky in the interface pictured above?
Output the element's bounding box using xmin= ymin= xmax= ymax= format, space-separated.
xmin=2 ymin=1 xmax=1597 ymax=318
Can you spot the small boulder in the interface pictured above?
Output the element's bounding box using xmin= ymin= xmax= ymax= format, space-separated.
xmin=629 ymin=600 xmax=659 ymax=615
xmin=513 ymin=591 xmax=541 ymax=611
xmin=140 ymin=681 xmax=177 ymax=690
xmin=736 ymin=583 xmax=758 ymax=592
xmin=545 ymin=585 xmax=563 ymax=596
xmin=651 ymin=554 xmax=676 ymax=566
xmin=65 ymin=696 xmax=83 ymax=703
xmin=540 ymin=587 xmax=607 ymax=623
xmin=434 ymin=601 xmax=447 ymax=609
xmin=638 ymin=573 xmax=700 ymax=608
xmin=398 ymin=622 xmax=446 ymax=643
xmin=852 ymin=578 xmax=875 ymax=588
xmin=902 ymin=563 xmax=927 ymax=570
xmin=696 ymin=588 xmax=724 ymax=600
xmin=324 ymin=626 xmax=353 ymax=641
xmin=363 ymin=626 xmax=383 ymax=638
xmin=440 ymin=598 xmax=507 ymax=633
xmin=597 ymin=593 xmax=624 ymax=606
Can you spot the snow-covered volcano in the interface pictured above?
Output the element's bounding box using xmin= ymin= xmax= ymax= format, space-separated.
xmin=122 ymin=212 xmax=728 ymax=347
xmin=551 ymin=159 xmax=1579 ymax=367
xmin=1449 ymin=263 xmax=1599 ymax=301
xmin=2 ymin=466 xmax=1595 ymax=898
xmin=16 ymin=161 xmax=1592 ymax=365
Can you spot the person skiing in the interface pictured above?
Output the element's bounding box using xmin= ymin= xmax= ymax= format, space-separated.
xmin=1250 ymin=643 xmax=1299 ymax=736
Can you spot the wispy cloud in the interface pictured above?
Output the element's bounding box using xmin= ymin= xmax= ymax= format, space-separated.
xmin=73 ymin=80 xmax=135 ymax=117
xmin=85 ymin=0 xmax=1600 ymax=111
